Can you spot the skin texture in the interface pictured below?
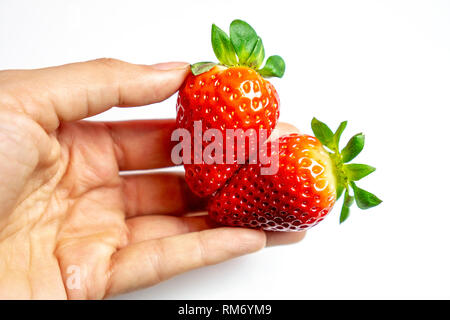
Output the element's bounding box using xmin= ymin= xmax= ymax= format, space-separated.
xmin=0 ymin=59 xmax=305 ymax=300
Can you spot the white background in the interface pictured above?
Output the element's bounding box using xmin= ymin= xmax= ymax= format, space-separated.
xmin=1 ymin=0 xmax=450 ymax=299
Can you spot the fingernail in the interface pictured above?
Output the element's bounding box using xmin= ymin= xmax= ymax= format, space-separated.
xmin=151 ymin=62 xmax=190 ymax=71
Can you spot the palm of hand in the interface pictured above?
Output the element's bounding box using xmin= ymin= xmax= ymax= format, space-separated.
xmin=0 ymin=116 xmax=156 ymax=299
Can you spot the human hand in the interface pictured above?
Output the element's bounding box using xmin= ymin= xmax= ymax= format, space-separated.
xmin=0 ymin=58 xmax=305 ymax=299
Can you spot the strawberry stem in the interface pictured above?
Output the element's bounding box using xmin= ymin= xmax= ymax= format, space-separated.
xmin=311 ymin=118 xmax=382 ymax=223
xmin=191 ymin=19 xmax=285 ymax=77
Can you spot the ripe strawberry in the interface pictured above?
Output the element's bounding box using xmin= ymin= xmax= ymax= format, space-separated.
xmin=176 ymin=20 xmax=285 ymax=197
xmin=208 ymin=119 xmax=382 ymax=231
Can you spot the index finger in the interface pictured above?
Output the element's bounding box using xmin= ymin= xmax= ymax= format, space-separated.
xmin=0 ymin=59 xmax=190 ymax=132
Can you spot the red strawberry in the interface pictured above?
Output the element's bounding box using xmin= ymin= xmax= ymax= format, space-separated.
xmin=208 ymin=119 xmax=382 ymax=231
xmin=175 ymin=20 xmax=285 ymax=197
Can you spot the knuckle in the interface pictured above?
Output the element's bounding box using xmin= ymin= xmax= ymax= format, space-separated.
xmin=196 ymin=231 xmax=210 ymax=266
xmin=93 ymin=57 xmax=126 ymax=70
xmin=147 ymin=239 xmax=165 ymax=283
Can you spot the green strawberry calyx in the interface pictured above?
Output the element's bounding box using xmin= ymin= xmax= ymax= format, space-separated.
xmin=191 ymin=19 xmax=286 ymax=78
xmin=311 ymin=118 xmax=382 ymax=224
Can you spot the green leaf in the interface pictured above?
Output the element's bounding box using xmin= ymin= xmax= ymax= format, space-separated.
xmin=230 ymin=19 xmax=259 ymax=64
xmin=339 ymin=189 xmax=354 ymax=224
xmin=311 ymin=117 xmax=334 ymax=149
xmin=336 ymin=183 xmax=345 ymax=200
xmin=211 ymin=24 xmax=238 ymax=66
xmin=350 ymin=182 xmax=382 ymax=210
xmin=344 ymin=163 xmax=376 ymax=181
xmin=191 ymin=62 xmax=217 ymax=76
xmin=246 ymin=37 xmax=265 ymax=69
xmin=341 ymin=133 xmax=365 ymax=163
xmin=344 ymin=190 xmax=355 ymax=207
xmin=340 ymin=204 xmax=350 ymax=223
xmin=258 ymin=55 xmax=285 ymax=78
xmin=333 ymin=121 xmax=347 ymax=151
